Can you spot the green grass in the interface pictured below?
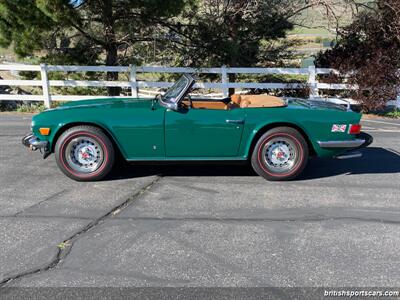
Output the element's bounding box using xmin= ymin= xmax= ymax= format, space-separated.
xmin=383 ymin=108 xmax=400 ymax=118
xmin=8 ymin=101 xmax=66 ymax=113
xmin=15 ymin=103 xmax=46 ymax=113
xmin=290 ymin=27 xmax=333 ymax=36
xmin=367 ymin=108 xmax=400 ymax=119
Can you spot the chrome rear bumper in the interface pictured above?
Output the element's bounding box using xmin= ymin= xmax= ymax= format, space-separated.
xmin=318 ymin=132 xmax=373 ymax=149
xmin=317 ymin=139 xmax=365 ymax=148
xmin=318 ymin=132 xmax=373 ymax=160
xmin=22 ymin=133 xmax=51 ymax=159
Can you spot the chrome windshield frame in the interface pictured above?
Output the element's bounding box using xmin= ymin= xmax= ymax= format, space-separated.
xmin=159 ymin=74 xmax=195 ymax=111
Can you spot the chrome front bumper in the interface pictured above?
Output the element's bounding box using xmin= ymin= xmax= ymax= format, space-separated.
xmin=22 ymin=133 xmax=51 ymax=159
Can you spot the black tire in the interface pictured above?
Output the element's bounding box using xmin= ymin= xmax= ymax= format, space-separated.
xmin=251 ymin=127 xmax=309 ymax=181
xmin=55 ymin=126 xmax=115 ymax=181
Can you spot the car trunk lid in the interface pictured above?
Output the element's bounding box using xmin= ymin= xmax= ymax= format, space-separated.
xmin=287 ymin=99 xmax=349 ymax=112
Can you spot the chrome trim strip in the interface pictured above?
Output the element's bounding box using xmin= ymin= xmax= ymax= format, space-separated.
xmin=317 ymin=139 xmax=365 ymax=148
xmin=226 ymin=119 xmax=245 ymax=124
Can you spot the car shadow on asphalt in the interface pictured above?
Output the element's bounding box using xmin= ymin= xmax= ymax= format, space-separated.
xmin=299 ymin=147 xmax=400 ymax=180
xmin=109 ymin=161 xmax=257 ymax=180
xmin=108 ymin=147 xmax=399 ymax=181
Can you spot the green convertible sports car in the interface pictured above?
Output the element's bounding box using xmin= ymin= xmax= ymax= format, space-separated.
xmin=22 ymin=74 xmax=372 ymax=181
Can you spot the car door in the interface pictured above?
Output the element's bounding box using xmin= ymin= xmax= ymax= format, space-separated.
xmin=165 ymin=107 xmax=245 ymax=158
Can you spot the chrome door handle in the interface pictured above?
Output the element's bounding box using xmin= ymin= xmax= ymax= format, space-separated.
xmin=226 ymin=119 xmax=244 ymax=124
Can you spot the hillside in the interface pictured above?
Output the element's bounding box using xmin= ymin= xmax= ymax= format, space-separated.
xmin=288 ymin=1 xmax=374 ymax=62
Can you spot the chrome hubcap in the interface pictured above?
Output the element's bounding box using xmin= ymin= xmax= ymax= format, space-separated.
xmin=65 ymin=137 xmax=104 ymax=173
xmin=263 ymin=138 xmax=297 ymax=173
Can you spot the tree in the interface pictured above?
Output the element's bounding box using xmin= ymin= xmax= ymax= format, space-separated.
xmin=154 ymin=0 xmax=305 ymax=94
xmin=0 ymin=0 xmax=330 ymax=97
xmin=160 ymin=0 xmax=305 ymax=67
xmin=0 ymin=0 xmax=189 ymax=95
xmin=316 ymin=0 xmax=400 ymax=111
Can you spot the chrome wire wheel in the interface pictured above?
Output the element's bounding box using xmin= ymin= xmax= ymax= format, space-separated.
xmin=65 ymin=136 xmax=104 ymax=174
xmin=262 ymin=137 xmax=297 ymax=173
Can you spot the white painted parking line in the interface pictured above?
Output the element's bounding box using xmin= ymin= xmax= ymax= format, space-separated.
xmin=362 ymin=126 xmax=376 ymax=130
xmin=363 ymin=119 xmax=400 ymax=126
xmin=365 ymin=129 xmax=400 ymax=133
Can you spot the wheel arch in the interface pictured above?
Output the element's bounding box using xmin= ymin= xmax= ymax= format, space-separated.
xmin=51 ymin=122 xmax=126 ymax=159
xmin=247 ymin=122 xmax=317 ymax=158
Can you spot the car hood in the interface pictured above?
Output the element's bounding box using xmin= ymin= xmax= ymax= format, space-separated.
xmin=287 ymin=99 xmax=349 ymax=112
xmin=51 ymin=98 xmax=153 ymax=111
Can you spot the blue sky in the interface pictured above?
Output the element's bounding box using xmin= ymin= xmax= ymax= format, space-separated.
xmin=70 ymin=0 xmax=84 ymax=7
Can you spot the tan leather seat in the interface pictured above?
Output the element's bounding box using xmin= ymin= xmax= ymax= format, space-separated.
xmin=230 ymin=94 xmax=286 ymax=108
xmin=224 ymin=94 xmax=241 ymax=110
xmin=182 ymin=100 xmax=227 ymax=110
xmin=231 ymin=94 xmax=242 ymax=106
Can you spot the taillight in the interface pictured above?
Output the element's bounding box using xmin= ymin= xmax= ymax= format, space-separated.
xmin=349 ymin=124 xmax=361 ymax=135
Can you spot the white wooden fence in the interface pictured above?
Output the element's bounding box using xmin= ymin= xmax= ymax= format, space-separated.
xmin=0 ymin=63 xmax=398 ymax=108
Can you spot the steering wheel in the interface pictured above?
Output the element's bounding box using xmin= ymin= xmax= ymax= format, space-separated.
xmin=153 ymin=93 xmax=162 ymax=110
xmin=187 ymin=94 xmax=193 ymax=109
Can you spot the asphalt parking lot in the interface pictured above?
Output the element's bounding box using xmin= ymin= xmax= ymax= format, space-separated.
xmin=0 ymin=113 xmax=399 ymax=288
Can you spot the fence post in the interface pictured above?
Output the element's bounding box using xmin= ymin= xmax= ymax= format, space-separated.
xmin=308 ymin=65 xmax=318 ymax=100
xmin=397 ymin=93 xmax=400 ymax=109
xmin=221 ymin=65 xmax=229 ymax=98
xmin=40 ymin=64 xmax=51 ymax=108
xmin=130 ymin=64 xmax=138 ymax=98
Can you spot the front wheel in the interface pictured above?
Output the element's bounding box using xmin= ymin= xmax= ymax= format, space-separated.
xmin=55 ymin=126 xmax=115 ymax=181
xmin=251 ymin=127 xmax=309 ymax=181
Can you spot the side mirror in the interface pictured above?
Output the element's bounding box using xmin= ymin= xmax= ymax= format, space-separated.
xmin=164 ymin=101 xmax=179 ymax=111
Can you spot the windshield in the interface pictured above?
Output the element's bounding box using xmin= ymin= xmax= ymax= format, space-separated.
xmin=161 ymin=75 xmax=190 ymax=105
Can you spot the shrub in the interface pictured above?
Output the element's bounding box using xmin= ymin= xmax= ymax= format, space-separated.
xmin=315 ymin=0 xmax=400 ymax=112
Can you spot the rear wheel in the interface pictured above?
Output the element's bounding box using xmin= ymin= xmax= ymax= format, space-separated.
xmin=251 ymin=127 xmax=309 ymax=181
xmin=55 ymin=126 xmax=115 ymax=181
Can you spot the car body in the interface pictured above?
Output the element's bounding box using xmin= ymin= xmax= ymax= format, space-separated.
xmin=23 ymin=74 xmax=372 ymax=181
